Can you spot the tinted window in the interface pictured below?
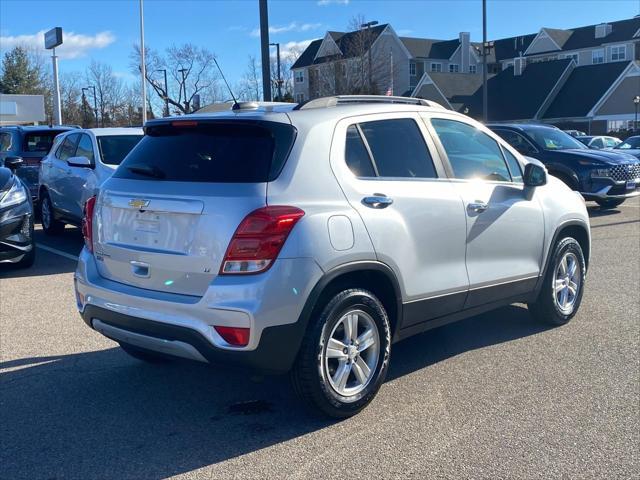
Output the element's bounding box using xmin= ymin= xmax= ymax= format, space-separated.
xmin=115 ymin=121 xmax=296 ymax=182
xmin=0 ymin=132 xmax=14 ymax=152
xmin=493 ymin=129 xmax=537 ymax=155
xmin=75 ymin=134 xmax=95 ymax=162
xmin=617 ymin=136 xmax=640 ymax=149
xmin=23 ymin=131 xmax=67 ymax=153
xmin=432 ymin=119 xmax=511 ymax=182
xmin=359 ymin=119 xmax=436 ymax=178
xmin=345 ymin=126 xmax=376 ymax=177
xmin=527 ymin=128 xmax=586 ymax=150
xmin=56 ymin=134 xmax=80 ymax=161
xmin=502 ymin=149 xmax=523 ymax=183
xmin=591 ymin=138 xmax=604 ymax=149
xmin=97 ymin=135 xmax=142 ymax=165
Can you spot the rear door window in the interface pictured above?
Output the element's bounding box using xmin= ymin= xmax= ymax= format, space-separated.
xmin=56 ymin=134 xmax=80 ymax=161
xmin=345 ymin=125 xmax=376 ymax=177
xmin=24 ymin=131 xmax=67 ymax=153
xmin=75 ymin=134 xmax=95 ymax=163
xmin=115 ymin=121 xmax=296 ymax=182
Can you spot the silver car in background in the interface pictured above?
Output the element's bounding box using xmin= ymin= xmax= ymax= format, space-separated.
xmin=39 ymin=128 xmax=143 ymax=234
xmin=74 ymin=96 xmax=590 ymax=418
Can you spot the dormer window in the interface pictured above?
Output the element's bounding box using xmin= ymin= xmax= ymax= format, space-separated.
xmin=595 ymin=23 xmax=612 ymax=39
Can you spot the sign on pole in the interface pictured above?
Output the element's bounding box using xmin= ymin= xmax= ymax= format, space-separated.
xmin=44 ymin=27 xmax=63 ymax=50
xmin=44 ymin=28 xmax=63 ymax=125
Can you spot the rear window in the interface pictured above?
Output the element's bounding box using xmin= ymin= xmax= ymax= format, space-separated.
xmin=23 ymin=131 xmax=67 ymax=153
xmin=97 ymin=135 xmax=143 ymax=165
xmin=114 ymin=121 xmax=296 ymax=182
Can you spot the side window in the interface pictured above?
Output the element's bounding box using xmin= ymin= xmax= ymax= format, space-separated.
xmin=502 ymin=148 xmax=523 ymax=183
xmin=0 ymin=132 xmax=14 ymax=152
xmin=591 ymin=138 xmax=604 ymax=149
xmin=431 ymin=119 xmax=512 ymax=182
xmin=345 ymin=126 xmax=376 ymax=177
xmin=75 ymin=134 xmax=95 ymax=162
xmin=493 ymin=129 xmax=537 ymax=155
xmin=56 ymin=134 xmax=79 ymax=161
xmin=358 ymin=119 xmax=437 ymax=178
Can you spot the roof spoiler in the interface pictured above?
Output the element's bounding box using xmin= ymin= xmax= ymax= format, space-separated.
xmin=294 ymin=95 xmax=446 ymax=110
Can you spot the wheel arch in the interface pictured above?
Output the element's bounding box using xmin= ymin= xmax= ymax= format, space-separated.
xmin=539 ymin=220 xmax=590 ymax=292
xmin=548 ymin=167 xmax=580 ymax=190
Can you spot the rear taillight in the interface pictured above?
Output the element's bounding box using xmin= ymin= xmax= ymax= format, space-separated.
xmin=220 ymin=206 xmax=305 ymax=275
xmin=82 ymin=196 xmax=97 ymax=253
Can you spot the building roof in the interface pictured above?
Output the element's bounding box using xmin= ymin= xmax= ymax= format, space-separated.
xmin=543 ymin=61 xmax=630 ymax=119
xmin=399 ymin=37 xmax=462 ymax=59
xmin=544 ymin=28 xmax=573 ymax=48
xmin=414 ymin=72 xmax=485 ymax=111
xmin=291 ymin=39 xmax=322 ymax=69
xmin=493 ymin=34 xmax=537 ymax=61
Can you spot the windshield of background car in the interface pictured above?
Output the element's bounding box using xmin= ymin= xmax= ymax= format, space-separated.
xmin=97 ymin=135 xmax=143 ymax=165
xmin=23 ymin=131 xmax=67 ymax=153
xmin=616 ymin=136 xmax=640 ymax=149
xmin=114 ymin=121 xmax=296 ymax=182
xmin=527 ymin=128 xmax=587 ymax=150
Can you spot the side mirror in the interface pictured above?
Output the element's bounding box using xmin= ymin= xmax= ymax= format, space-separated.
xmin=67 ymin=156 xmax=92 ymax=168
xmin=523 ymin=163 xmax=547 ymax=187
xmin=3 ymin=156 xmax=23 ymax=171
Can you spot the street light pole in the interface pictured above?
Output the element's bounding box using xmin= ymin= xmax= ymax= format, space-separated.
xmin=634 ymin=95 xmax=640 ymax=132
xmin=81 ymin=88 xmax=89 ymax=127
xmin=482 ymin=0 xmax=488 ymax=123
xmin=86 ymin=85 xmax=98 ymax=126
xmin=270 ymin=43 xmax=282 ymax=100
xmin=259 ymin=0 xmax=272 ymax=101
xmin=178 ymin=68 xmax=188 ymax=113
xmin=360 ymin=20 xmax=378 ymax=94
xmin=139 ymin=0 xmax=148 ymax=124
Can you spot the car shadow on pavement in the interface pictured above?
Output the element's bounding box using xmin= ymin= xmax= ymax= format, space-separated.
xmin=0 ymin=247 xmax=77 ymax=278
xmin=587 ymin=206 xmax=621 ymax=218
xmin=0 ymin=305 xmax=549 ymax=479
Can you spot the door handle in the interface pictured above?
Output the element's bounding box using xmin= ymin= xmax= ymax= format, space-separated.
xmin=363 ymin=194 xmax=393 ymax=209
xmin=468 ymin=201 xmax=489 ymax=213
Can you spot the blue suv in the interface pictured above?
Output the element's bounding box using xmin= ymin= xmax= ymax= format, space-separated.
xmin=489 ymin=124 xmax=640 ymax=209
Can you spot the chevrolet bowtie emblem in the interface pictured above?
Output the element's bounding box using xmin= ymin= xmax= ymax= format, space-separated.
xmin=129 ymin=198 xmax=150 ymax=209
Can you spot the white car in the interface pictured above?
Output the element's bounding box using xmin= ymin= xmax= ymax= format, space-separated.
xmin=39 ymin=128 xmax=143 ymax=234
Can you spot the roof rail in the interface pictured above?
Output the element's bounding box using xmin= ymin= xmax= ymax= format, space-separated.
xmin=294 ymin=95 xmax=445 ymax=110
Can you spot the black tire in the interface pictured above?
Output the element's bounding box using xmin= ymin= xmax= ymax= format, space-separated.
xmin=40 ymin=192 xmax=65 ymax=235
xmin=595 ymin=198 xmax=625 ymax=209
xmin=119 ymin=342 xmax=171 ymax=363
xmin=291 ymin=289 xmax=391 ymax=418
xmin=528 ymin=237 xmax=586 ymax=326
xmin=552 ymin=172 xmax=578 ymax=191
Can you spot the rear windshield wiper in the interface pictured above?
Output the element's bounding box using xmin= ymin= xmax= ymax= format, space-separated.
xmin=126 ymin=164 xmax=166 ymax=179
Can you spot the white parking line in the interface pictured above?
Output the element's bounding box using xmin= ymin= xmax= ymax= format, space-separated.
xmin=36 ymin=244 xmax=79 ymax=262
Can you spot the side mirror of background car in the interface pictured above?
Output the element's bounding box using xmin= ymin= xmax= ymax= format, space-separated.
xmin=523 ymin=163 xmax=547 ymax=187
xmin=3 ymin=156 xmax=23 ymax=171
xmin=67 ymin=156 xmax=93 ymax=168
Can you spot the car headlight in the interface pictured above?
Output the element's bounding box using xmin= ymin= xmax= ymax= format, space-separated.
xmin=590 ymin=168 xmax=611 ymax=178
xmin=0 ymin=179 xmax=28 ymax=208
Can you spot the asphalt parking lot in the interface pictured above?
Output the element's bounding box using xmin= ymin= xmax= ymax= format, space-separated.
xmin=1 ymin=198 xmax=638 ymax=479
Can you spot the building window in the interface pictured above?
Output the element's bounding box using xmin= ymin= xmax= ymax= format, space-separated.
xmin=430 ymin=62 xmax=442 ymax=73
xmin=504 ymin=62 xmax=514 ymax=70
xmin=449 ymin=64 xmax=459 ymax=73
xmin=469 ymin=65 xmax=477 ymax=74
xmin=341 ymin=63 xmax=347 ymax=77
xmin=296 ymin=93 xmax=305 ymax=103
xmin=592 ymin=49 xmax=604 ymax=64
xmin=295 ymin=70 xmax=304 ymax=83
xmin=611 ymin=45 xmax=626 ymax=61
xmin=409 ymin=62 xmax=416 ymax=76
xmin=564 ymin=53 xmax=579 ymax=64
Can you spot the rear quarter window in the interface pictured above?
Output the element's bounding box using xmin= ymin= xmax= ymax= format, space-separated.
xmin=114 ymin=121 xmax=296 ymax=183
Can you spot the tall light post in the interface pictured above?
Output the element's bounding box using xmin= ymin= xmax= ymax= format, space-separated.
xmin=270 ymin=43 xmax=282 ymax=100
xmin=84 ymin=85 xmax=98 ymax=126
xmin=259 ymin=0 xmax=272 ymax=101
xmin=81 ymin=87 xmax=89 ymax=127
xmin=139 ymin=0 xmax=148 ymax=124
xmin=633 ymin=95 xmax=640 ymax=132
xmin=482 ymin=0 xmax=488 ymax=123
xmin=178 ymin=68 xmax=188 ymax=113
xmin=154 ymin=69 xmax=169 ymax=116
xmin=360 ymin=20 xmax=378 ymax=94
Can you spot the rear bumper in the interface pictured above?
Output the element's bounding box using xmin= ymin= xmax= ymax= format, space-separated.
xmin=74 ymin=249 xmax=323 ymax=373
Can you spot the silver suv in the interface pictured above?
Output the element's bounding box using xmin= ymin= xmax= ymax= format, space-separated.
xmin=75 ymin=96 xmax=590 ymax=418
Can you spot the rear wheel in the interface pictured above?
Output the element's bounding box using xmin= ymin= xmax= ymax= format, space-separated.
xmin=119 ymin=342 xmax=171 ymax=363
xmin=528 ymin=237 xmax=586 ymax=326
xmin=595 ymin=198 xmax=625 ymax=209
xmin=291 ymin=289 xmax=391 ymax=418
xmin=40 ymin=192 xmax=65 ymax=235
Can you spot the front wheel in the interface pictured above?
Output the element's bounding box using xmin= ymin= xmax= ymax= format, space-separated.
xmin=595 ymin=198 xmax=625 ymax=209
xmin=528 ymin=237 xmax=586 ymax=326
xmin=291 ymin=289 xmax=391 ymax=418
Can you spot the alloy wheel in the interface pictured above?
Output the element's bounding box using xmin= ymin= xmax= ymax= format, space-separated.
xmin=554 ymin=252 xmax=581 ymax=314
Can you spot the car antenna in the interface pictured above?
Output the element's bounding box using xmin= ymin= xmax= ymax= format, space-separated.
xmin=213 ymin=57 xmax=239 ymax=109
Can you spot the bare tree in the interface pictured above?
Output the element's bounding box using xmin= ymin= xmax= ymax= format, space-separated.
xmin=131 ymin=43 xmax=220 ymax=114
xmin=238 ymin=55 xmax=262 ymax=101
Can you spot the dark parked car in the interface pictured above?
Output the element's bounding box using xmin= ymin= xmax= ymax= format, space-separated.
xmin=489 ymin=124 xmax=640 ymax=209
xmin=0 ymin=125 xmax=74 ymax=199
xmin=0 ymin=158 xmax=35 ymax=268
xmin=614 ymin=135 xmax=640 ymax=159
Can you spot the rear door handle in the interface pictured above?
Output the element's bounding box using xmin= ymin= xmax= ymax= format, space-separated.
xmin=363 ymin=194 xmax=393 ymax=209
xmin=468 ymin=201 xmax=489 ymax=213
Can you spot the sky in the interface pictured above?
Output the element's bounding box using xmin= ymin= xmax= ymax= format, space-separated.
xmin=1 ymin=0 xmax=639 ymax=88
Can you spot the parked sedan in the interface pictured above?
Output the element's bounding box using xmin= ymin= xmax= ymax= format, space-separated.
xmin=0 ymin=159 xmax=35 ymax=268
xmin=576 ymin=135 xmax=622 ymax=150
xmin=614 ymin=135 xmax=640 ymax=159
xmin=39 ymin=128 xmax=143 ymax=234
xmin=490 ymin=124 xmax=640 ymax=209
